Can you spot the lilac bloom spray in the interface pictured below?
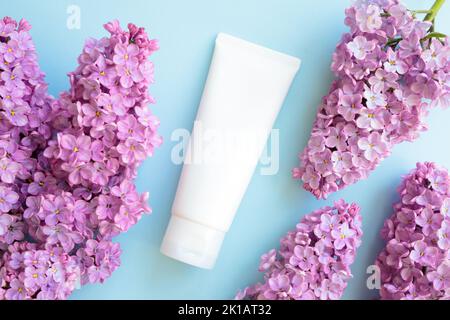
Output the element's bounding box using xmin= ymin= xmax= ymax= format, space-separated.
xmin=236 ymin=200 xmax=363 ymax=300
xmin=0 ymin=18 xmax=160 ymax=300
xmin=293 ymin=0 xmax=449 ymax=199
xmin=376 ymin=162 xmax=450 ymax=300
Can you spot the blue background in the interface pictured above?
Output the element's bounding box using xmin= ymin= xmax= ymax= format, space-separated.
xmin=3 ymin=0 xmax=449 ymax=300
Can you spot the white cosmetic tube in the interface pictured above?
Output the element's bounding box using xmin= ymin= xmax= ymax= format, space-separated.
xmin=161 ymin=33 xmax=300 ymax=269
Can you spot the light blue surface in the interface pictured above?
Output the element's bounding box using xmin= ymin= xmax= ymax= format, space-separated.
xmin=3 ymin=0 xmax=449 ymax=300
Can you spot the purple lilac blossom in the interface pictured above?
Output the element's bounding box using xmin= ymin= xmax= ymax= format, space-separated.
xmin=236 ymin=200 xmax=363 ymax=300
xmin=376 ymin=162 xmax=450 ymax=300
xmin=293 ymin=0 xmax=449 ymax=199
xmin=0 ymin=17 xmax=160 ymax=300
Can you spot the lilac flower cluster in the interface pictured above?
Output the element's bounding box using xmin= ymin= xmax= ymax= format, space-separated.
xmin=236 ymin=200 xmax=363 ymax=300
xmin=376 ymin=162 xmax=450 ymax=300
xmin=293 ymin=0 xmax=449 ymax=199
xmin=0 ymin=17 xmax=160 ymax=299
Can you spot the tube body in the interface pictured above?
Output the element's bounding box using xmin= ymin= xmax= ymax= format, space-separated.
xmin=161 ymin=33 xmax=301 ymax=269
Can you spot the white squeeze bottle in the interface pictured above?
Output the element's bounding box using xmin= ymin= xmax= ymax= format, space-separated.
xmin=161 ymin=33 xmax=301 ymax=269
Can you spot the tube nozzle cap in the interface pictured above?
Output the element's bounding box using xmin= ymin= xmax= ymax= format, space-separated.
xmin=160 ymin=215 xmax=225 ymax=269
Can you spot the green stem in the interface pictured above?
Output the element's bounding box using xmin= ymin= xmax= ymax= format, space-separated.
xmin=411 ymin=10 xmax=432 ymax=14
xmin=422 ymin=31 xmax=447 ymax=41
xmin=385 ymin=38 xmax=401 ymax=47
xmin=424 ymin=0 xmax=446 ymax=22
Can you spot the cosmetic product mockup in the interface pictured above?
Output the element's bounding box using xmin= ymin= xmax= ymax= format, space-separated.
xmin=160 ymin=33 xmax=301 ymax=269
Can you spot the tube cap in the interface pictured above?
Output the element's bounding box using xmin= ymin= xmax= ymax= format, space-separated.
xmin=160 ymin=215 xmax=225 ymax=269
